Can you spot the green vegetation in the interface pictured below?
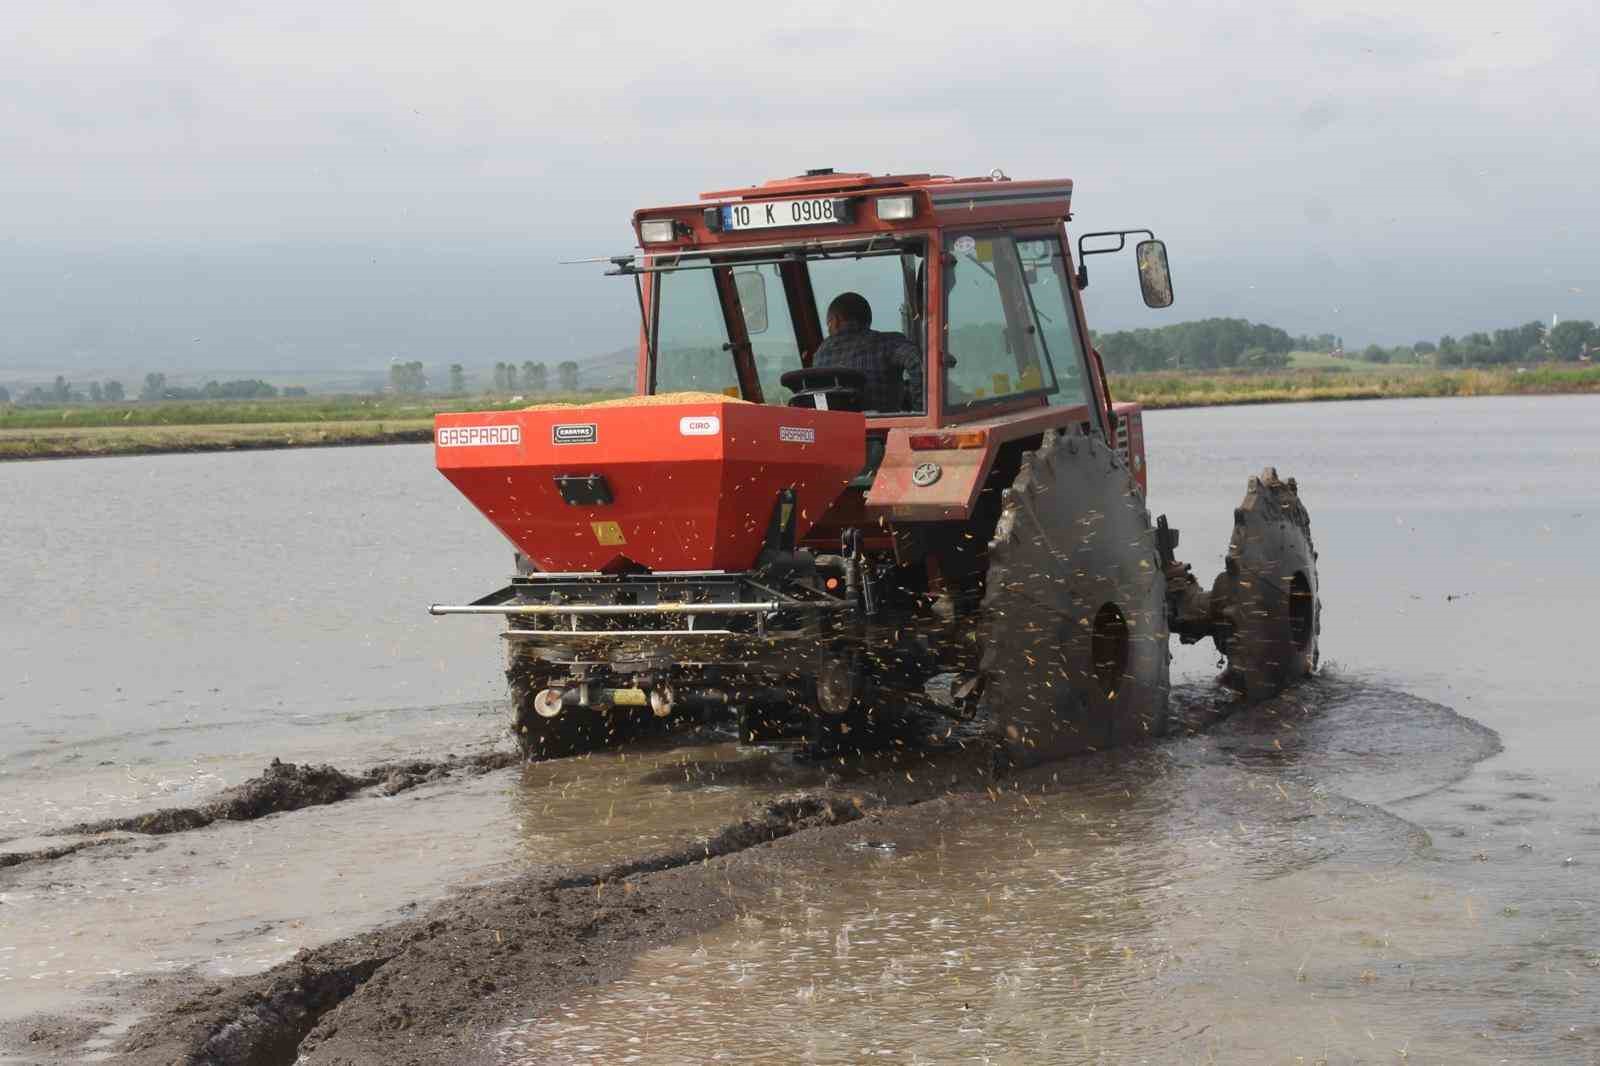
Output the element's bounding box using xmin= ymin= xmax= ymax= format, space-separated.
xmin=387 ymin=361 xmax=429 ymax=393
xmin=1109 ymin=364 xmax=1600 ymax=409
xmin=0 ymin=420 xmax=437 ymax=460
xmin=1095 ymin=316 xmax=1600 ymax=373
xmin=4 ymin=315 xmax=1597 ymax=460
xmin=138 ymin=372 xmax=279 ymax=401
xmin=490 ymin=360 xmax=581 ymax=392
xmin=1093 ymin=318 xmax=1297 ymax=373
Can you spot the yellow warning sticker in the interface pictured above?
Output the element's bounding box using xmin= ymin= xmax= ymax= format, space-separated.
xmin=591 ymin=521 xmax=627 ymax=545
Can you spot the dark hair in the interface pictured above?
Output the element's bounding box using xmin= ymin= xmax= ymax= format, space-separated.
xmin=827 ymin=292 xmax=872 ymax=329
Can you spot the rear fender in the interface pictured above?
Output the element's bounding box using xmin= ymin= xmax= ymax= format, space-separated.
xmin=865 ymin=405 xmax=1088 ymax=523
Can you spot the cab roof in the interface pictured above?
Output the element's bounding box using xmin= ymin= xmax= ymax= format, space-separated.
xmin=630 ymin=168 xmax=1074 ymax=250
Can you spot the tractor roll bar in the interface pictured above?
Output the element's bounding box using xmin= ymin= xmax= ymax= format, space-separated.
xmin=601 ymin=235 xmax=919 ymax=276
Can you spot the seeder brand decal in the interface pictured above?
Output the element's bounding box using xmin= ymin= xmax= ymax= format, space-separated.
xmin=678 ymin=415 xmax=721 ymax=436
xmin=552 ymin=423 xmax=598 ymax=445
xmin=437 ymin=425 xmax=521 ymax=447
xmin=778 ymin=426 xmax=816 ymax=444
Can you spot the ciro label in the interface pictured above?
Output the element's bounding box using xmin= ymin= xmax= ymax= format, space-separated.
xmin=678 ymin=415 xmax=721 ymax=436
xmin=953 ymin=235 xmax=977 ymax=256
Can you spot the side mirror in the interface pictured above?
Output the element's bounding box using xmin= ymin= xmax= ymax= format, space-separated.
xmin=733 ymin=269 xmax=769 ymax=335
xmin=1135 ymin=240 xmax=1174 ymax=308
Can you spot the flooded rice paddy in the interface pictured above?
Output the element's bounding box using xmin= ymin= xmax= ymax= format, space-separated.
xmin=1 ymin=394 xmax=1597 ymax=1062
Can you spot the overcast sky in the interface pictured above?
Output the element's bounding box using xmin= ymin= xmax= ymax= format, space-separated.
xmin=3 ymin=0 xmax=1598 ymax=372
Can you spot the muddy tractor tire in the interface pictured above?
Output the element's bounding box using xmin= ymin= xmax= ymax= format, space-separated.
xmin=1215 ymin=468 xmax=1321 ymax=700
xmin=979 ymin=429 xmax=1170 ymax=767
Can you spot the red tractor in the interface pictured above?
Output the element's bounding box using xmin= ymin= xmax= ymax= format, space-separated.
xmin=431 ymin=168 xmax=1320 ymax=766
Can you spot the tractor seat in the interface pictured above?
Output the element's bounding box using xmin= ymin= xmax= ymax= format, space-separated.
xmin=780 ymin=366 xmax=866 ymax=412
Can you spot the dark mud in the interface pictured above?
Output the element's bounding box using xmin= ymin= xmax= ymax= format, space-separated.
xmin=39 ymin=752 xmax=519 ymax=842
xmin=103 ymin=792 xmax=869 ymax=1066
xmin=0 ymin=835 xmax=126 ymax=870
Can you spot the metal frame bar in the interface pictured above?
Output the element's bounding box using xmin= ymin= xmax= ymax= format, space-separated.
xmin=605 ymin=235 xmax=919 ymax=276
xmin=430 ymin=601 xmax=808 ymax=617
xmin=1073 ymin=228 xmax=1155 ymax=291
xmin=501 ymin=629 xmax=741 ymax=640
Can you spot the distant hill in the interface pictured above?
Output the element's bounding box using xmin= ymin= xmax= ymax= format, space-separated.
xmin=4 ymin=238 xmax=1596 ymax=384
xmin=0 ymin=240 xmax=639 ymax=379
xmin=568 ymin=346 xmax=636 ymax=391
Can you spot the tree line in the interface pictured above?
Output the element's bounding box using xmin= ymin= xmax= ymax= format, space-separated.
xmin=137 ymin=373 xmax=287 ymax=400
xmin=3 ymin=359 xmax=591 ymax=407
xmin=1 ymin=376 xmax=130 ymax=405
xmin=1090 ymin=316 xmax=1599 ymax=372
xmin=387 ymin=360 xmax=583 ymax=395
xmin=489 ymin=360 xmax=581 ymax=394
xmin=1317 ymin=319 xmax=1598 ymax=366
xmin=1092 ymin=318 xmax=1298 ymax=373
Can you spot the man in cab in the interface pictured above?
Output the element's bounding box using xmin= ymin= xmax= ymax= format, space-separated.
xmin=811 ymin=292 xmax=924 ymax=414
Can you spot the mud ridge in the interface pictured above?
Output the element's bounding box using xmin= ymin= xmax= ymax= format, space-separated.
xmin=44 ymin=752 xmax=520 ymax=841
xmin=0 ymin=836 xmax=124 ymax=870
xmin=105 ymin=788 xmax=871 ymax=1066
xmin=554 ymin=792 xmax=867 ymax=888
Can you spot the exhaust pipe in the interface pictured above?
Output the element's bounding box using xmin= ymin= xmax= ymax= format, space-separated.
xmin=533 ymin=688 xmax=566 ymax=718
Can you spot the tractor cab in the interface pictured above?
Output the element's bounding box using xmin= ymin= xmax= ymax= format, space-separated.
xmin=606 ymin=168 xmax=1172 ymax=530
xmin=616 ymin=169 xmax=1113 ymax=428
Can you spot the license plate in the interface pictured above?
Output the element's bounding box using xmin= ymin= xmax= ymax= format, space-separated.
xmin=721 ymin=197 xmax=843 ymax=231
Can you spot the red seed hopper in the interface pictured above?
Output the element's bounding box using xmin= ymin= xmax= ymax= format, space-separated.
xmin=435 ymin=397 xmax=866 ymax=573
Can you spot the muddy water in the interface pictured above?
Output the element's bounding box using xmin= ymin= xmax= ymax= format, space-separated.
xmin=0 ymin=444 xmax=510 ymax=837
xmin=2 ymin=396 xmax=1598 ymax=1059
xmin=494 ymin=395 xmax=1600 ymax=1063
xmin=0 ymin=740 xmax=812 ymax=1021
xmin=498 ymin=684 xmax=1522 ymax=1064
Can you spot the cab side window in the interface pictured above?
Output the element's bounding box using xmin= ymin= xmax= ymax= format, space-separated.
xmin=942 ymin=234 xmax=1058 ymax=408
xmin=1015 ymin=237 xmax=1089 ymax=410
xmin=653 ymin=269 xmax=740 ymax=396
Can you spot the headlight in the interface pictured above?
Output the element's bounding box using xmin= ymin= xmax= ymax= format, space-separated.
xmin=875 ymin=195 xmax=915 ymax=221
xmin=639 ymin=219 xmax=677 ymax=243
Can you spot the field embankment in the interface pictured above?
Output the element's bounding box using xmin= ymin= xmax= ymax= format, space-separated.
xmin=4 ymin=365 xmax=1598 ymax=459
xmin=0 ymin=392 xmax=617 ymax=460
xmin=1108 ymin=362 xmax=1600 ymax=409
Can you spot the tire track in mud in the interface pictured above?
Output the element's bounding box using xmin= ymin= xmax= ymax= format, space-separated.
xmin=0 ymin=752 xmax=522 ymax=872
xmin=9 ymin=676 xmax=1504 ymax=1066
xmin=109 ymin=793 xmax=871 ymax=1066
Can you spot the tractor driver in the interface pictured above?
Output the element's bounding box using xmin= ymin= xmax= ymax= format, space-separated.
xmin=811 ymin=292 xmax=924 ymax=413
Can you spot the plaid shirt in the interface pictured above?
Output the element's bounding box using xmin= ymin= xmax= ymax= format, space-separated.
xmin=812 ymin=326 xmax=924 ymax=413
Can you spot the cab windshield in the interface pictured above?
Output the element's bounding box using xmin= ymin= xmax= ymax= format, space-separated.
xmin=645 ymin=239 xmax=928 ymax=414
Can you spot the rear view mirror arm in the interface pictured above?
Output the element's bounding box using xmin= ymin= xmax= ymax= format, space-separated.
xmin=1074 ymin=228 xmax=1155 ymax=290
